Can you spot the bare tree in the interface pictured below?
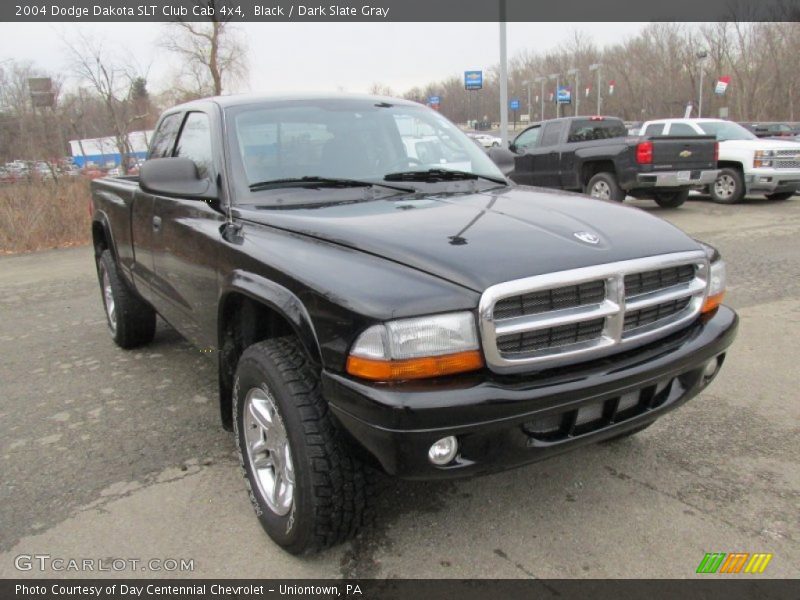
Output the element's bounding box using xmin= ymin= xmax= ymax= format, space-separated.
xmin=62 ymin=32 xmax=151 ymax=175
xmin=161 ymin=1 xmax=248 ymax=97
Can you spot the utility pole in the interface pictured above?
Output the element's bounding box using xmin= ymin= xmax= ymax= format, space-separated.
xmin=499 ymin=1 xmax=509 ymax=145
xmin=589 ymin=63 xmax=602 ymax=115
xmin=522 ymin=80 xmax=532 ymax=121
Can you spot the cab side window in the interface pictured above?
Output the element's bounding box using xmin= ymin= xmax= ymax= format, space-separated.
xmin=174 ymin=112 xmax=214 ymax=179
xmin=643 ymin=123 xmax=665 ymax=136
xmin=540 ymin=121 xmax=565 ymax=147
xmin=668 ymin=123 xmax=699 ymax=136
xmin=148 ymin=113 xmax=182 ymax=159
xmin=513 ymin=126 xmax=541 ymax=152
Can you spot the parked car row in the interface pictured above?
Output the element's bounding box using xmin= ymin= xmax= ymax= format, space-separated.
xmin=483 ymin=116 xmax=800 ymax=206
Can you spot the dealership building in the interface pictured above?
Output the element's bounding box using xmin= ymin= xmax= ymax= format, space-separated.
xmin=68 ymin=130 xmax=153 ymax=168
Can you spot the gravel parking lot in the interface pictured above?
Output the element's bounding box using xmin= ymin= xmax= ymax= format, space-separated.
xmin=1 ymin=194 xmax=798 ymax=579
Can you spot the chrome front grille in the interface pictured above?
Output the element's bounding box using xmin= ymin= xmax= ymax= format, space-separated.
xmin=479 ymin=251 xmax=709 ymax=373
xmin=774 ymin=150 xmax=800 ymax=169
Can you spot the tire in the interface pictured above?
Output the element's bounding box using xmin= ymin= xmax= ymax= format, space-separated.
xmin=233 ymin=337 xmax=374 ymax=554
xmin=96 ymin=249 xmax=156 ymax=349
xmin=586 ymin=172 xmax=625 ymax=202
xmin=601 ymin=422 xmax=653 ymax=443
xmin=654 ymin=189 xmax=689 ymax=208
xmin=710 ymin=168 xmax=745 ymax=204
xmin=765 ymin=191 xmax=795 ymax=201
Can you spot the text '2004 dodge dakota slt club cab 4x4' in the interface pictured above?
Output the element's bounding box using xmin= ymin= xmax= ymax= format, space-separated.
xmin=90 ymin=94 xmax=738 ymax=554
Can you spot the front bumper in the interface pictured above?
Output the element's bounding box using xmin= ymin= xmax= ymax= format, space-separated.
xmin=324 ymin=306 xmax=738 ymax=480
xmin=635 ymin=169 xmax=719 ymax=189
xmin=745 ymin=169 xmax=800 ymax=193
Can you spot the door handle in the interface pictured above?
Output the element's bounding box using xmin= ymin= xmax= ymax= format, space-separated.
xmin=152 ymin=215 xmax=162 ymax=232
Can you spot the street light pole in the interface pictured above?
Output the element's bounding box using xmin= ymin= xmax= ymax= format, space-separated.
xmin=534 ymin=76 xmax=546 ymax=120
xmin=499 ymin=9 xmax=509 ymax=146
xmin=696 ymin=50 xmax=708 ymax=118
xmin=549 ymin=73 xmax=560 ymax=118
xmin=568 ymin=68 xmax=579 ymax=116
xmin=589 ymin=63 xmax=602 ymax=115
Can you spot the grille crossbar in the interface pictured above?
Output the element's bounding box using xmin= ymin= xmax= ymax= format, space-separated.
xmin=479 ymin=251 xmax=709 ymax=372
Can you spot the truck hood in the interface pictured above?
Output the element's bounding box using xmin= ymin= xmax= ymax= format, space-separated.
xmin=721 ymin=138 xmax=800 ymax=152
xmin=238 ymin=186 xmax=702 ymax=292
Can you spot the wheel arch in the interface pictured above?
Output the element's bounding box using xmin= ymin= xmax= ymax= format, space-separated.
xmin=217 ymin=271 xmax=323 ymax=430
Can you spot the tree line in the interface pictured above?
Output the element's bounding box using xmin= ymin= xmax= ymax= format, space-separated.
xmin=2 ymin=20 xmax=798 ymax=170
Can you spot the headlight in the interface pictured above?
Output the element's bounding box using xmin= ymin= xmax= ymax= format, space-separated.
xmin=702 ymin=257 xmax=726 ymax=314
xmin=754 ymin=149 xmax=775 ymax=168
xmin=346 ymin=312 xmax=483 ymax=381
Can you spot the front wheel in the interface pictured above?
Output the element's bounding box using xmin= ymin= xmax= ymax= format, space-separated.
xmin=654 ymin=189 xmax=689 ymax=208
xmin=586 ymin=172 xmax=625 ymax=202
xmin=233 ymin=337 xmax=374 ymax=554
xmin=710 ymin=168 xmax=745 ymax=204
xmin=765 ymin=191 xmax=795 ymax=201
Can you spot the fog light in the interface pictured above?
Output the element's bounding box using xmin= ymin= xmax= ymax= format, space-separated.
xmin=428 ymin=436 xmax=458 ymax=465
xmin=703 ymin=357 xmax=720 ymax=382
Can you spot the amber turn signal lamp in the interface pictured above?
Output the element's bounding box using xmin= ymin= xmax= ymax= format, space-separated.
xmin=346 ymin=350 xmax=484 ymax=381
xmin=702 ymin=291 xmax=725 ymax=314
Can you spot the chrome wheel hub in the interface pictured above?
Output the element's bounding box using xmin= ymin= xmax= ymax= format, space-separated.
xmin=101 ymin=267 xmax=116 ymax=334
xmin=244 ymin=386 xmax=295 ymax=516
xmin=714 ymin=174 xmax=736 ymax=198
xmin=591 ymin=181 xmax=611 ymax=200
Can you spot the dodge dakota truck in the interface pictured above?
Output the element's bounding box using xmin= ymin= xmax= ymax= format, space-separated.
xmin=489 ymin=116 xmax=719 ymax=208
xmin=90 ymin=94 xmax=737 ymax=554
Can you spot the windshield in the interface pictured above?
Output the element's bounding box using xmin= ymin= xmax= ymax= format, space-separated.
xmin=229 ymin=99 xmax=503 ymax=192
xmin=696 ymin=121 xmax=757 ymax=141
xmin=227 ymin=99 xmax=504 ymax=194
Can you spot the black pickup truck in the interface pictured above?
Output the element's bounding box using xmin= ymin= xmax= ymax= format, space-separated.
xmin=90 ymin=94 xmax=737 ymax=554
xmin=491 ymin=116 xmax=719 ymax=208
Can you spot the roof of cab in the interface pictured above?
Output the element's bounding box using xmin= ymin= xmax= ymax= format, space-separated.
xmin=170 ymin=92 xmax=422 ymax=112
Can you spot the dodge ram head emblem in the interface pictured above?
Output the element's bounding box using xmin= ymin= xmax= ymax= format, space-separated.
xmin=574 ymin=231 xmax=601 ymax=244
xmin=680 ymin=150 xmax=693 ymax=157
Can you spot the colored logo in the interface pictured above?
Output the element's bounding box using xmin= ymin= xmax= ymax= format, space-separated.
xmin=696 ymin=552 xmax=773 ymax=574
xmin=680 ymin=150 xmax=693 ymax=158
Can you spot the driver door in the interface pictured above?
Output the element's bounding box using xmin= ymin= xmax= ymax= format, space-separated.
xmin=150 ymin=111 xmax=225 ymax=348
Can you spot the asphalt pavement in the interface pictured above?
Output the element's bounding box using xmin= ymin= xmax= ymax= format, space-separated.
xmin=1 ymin=194 xmax=798 ymax=579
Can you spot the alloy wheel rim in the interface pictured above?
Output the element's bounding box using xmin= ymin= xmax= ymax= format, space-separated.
xmin=244 ymin=386 xmax=295 ymax=516
xmin=715 ymin=175 xmax=735 ymax=198
xmin=101 ymin=267 xmax=117 ymax=334
xmin=592 ymin=181 xmax=611 ymax=200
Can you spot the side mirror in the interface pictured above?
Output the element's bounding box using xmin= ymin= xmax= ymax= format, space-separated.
xmin=486 ymin=147 xmax=517 ymax=176
xmin=508 ymin=143 xmax=518 ymax=153
xmin=140 ymin=157 xmax=218 ymax=201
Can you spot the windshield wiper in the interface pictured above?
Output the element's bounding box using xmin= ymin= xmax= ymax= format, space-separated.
xmin=249 ymin=176 xmax=414 ymax=193
xmin=384 ymin=169 xmax=507 ymax=185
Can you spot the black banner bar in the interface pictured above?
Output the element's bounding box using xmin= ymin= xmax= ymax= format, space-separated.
xmin=3 ymin=579 xmax=800 ymax=600
xmin=3 ymin=0 xmax=800 ymax=23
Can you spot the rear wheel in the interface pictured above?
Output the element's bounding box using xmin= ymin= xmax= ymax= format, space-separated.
xmin=586 ymin=172 xmax=625 ymax=202
xmin=233 ymin=337 xmax=374 ymax=554
xmin=765 ymin=191 xmax=795 ymax=201
xmin=710 ymin=168 xmax=745 ymax=204
xmin=96 ymin=250 xmax=156 ymax=349
xmin=654 ymin=190 xmax=689 ymax=208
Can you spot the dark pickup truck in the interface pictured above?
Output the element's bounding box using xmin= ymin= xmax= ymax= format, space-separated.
xmin=491 ymin=116 xmax=719 ymax=208
xmin=90 ymin=94 xmax=737 ymax=554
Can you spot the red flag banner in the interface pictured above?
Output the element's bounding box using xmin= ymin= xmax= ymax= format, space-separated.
xmin=715 ymin=76 xmax=731 ymax=95
xmin=608 ymin=80 xmax=616 ymax=95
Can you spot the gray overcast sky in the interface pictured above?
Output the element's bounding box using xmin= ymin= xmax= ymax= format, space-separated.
xmin=0 ymin=21 xmax=647 ymax=94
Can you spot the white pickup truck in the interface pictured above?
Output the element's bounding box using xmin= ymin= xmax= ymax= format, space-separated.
xmin=639 ymin=118 xmax=800 ymax=204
